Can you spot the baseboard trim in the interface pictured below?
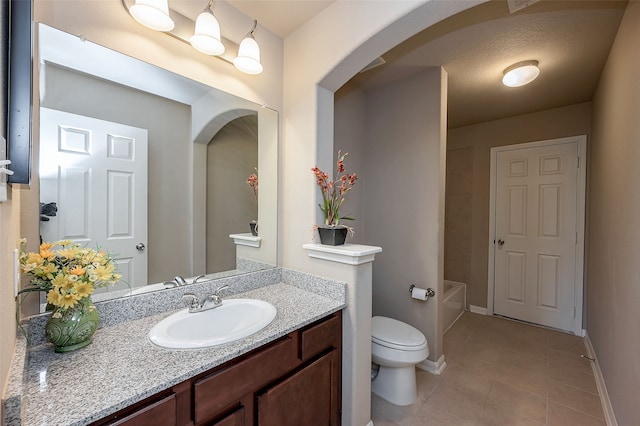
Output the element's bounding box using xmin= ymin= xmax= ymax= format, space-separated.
xmin=469 ymin=305 xmax=487 ymax=315
xmin=417 ymin=354 xmax=447 ymax=375
xmin=584 ymin=333 xmax=618 ymax=426
xmin=366 ymin=421 xmax=374 ymax=426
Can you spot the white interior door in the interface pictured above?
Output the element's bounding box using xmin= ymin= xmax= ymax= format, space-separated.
xmin=39 ymin=108 xmax=148 ymax=291
xmin=492 ymin=139 xmax=583 ymax=332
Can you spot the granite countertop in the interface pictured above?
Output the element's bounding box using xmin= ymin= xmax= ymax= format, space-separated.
xmin=11 ymin=282 xmax=345 ymax=426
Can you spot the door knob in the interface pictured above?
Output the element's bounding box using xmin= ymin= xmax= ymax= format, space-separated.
xmin=136 ymin=243 xmax=146 ymax=251
xmin=497 ymin=239 xmax=505 ymax=247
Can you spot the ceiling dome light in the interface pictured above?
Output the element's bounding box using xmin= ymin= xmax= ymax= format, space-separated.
xmin=129 ymin=0 xmax=175 ymax=32
xmin=502 ymin=60 xmax=540 ymax=87
xmin=190 ymin=1 xmax=225 ymax=56
xmin=234 ymin=20 xmax=263 ymax=75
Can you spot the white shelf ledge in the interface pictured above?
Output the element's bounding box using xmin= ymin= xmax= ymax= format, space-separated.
xmin=303 ymin=243 xmax=382 ymax=265
xmin=229 ymin=233 xmax=261 ymax=248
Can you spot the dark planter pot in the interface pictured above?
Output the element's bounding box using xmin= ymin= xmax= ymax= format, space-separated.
xmin=318 ymin=226 xmax=348 ymax=246
xmin=249 ymin=221 xmax=258 ymax=236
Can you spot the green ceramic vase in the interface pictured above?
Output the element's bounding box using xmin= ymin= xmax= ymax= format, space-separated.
xmin=45 ymin=297 xmax=100 ymax=353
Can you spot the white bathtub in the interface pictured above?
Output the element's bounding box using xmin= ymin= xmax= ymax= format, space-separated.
xmin=442 ymin=280 xmax=466 ymax=333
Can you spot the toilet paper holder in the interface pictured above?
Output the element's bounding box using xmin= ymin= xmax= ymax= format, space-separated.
xmin=409 ymin=285 xmax=435 ymax=298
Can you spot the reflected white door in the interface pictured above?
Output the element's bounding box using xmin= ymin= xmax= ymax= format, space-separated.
xmin=493 ymin=140 xmax=581 ymax=332
xmin=39 ymin=108 xmax=148 ymax=290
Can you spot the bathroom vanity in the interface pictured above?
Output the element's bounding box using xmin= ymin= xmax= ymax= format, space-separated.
xmin=3 ymin=272 xmax=346 ymax=426
xmin=92 ymin=312 xmax=342 ymax=426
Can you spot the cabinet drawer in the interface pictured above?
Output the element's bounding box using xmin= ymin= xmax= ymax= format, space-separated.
xmin=300 ymin=313 xmax=341 ymax=361
xmin=194 ymin=335 xmax=297 ymax=423
xmin=109 ymin=394 xmax=176 ymax=426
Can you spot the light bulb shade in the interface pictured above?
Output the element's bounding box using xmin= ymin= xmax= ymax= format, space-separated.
xmin=502 ymin=60 xmax=540 ymax=87
xmin=189 ymin=10 xmax=225 ymax=56
xmin=234 ymin=36 xmax=263 ymax=75
xmin=129 ymin=0 xmax=175 ymax=32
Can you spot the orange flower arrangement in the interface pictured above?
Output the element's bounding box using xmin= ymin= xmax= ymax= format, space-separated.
xmin=311 ymin=150 xmax=358 ymax=226
xmin=246 ymin=168 xmax=258 ymax=203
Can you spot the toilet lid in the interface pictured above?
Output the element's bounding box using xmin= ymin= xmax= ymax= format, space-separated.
xmin=371 ymin=316 xmax=427 ymax=349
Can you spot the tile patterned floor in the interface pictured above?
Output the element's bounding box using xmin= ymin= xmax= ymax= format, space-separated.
xmin=371 ymin=312 xmax=605 ymax=425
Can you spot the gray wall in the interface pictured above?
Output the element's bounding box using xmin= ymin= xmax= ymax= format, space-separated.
xmin=444 ymin=146 xmax=473 ymax=292
xmin=333 ymin=83 xmax=366 ymax=241
xmin=41 ymin=65 xmax=191 ymax=283
xmin=206 ymin=115 xmax=258 ymax=272
xmin=446 ymin=102 xmax=592 ymax=309
xmin=588 ymin=2 xmax=640 ymax=424
xmin=347 ymin=68 xmax=447 ymax=362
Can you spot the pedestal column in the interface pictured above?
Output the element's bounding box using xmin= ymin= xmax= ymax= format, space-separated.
xmin=303 ymin=243 xmax=382 ymax=426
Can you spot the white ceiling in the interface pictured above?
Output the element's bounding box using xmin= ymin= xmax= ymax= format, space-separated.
xmin=347 ymin=0 xmax=628 ymax=128
xmin=182 ymin=0 xmax=627 ymax=128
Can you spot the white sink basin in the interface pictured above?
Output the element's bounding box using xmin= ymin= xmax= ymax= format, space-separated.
xmin=149 ymin=299 xmax=277 ymax=349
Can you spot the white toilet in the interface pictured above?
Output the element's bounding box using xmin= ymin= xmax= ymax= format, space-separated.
xmin=371 ymin=316 xmax=429 ymax=406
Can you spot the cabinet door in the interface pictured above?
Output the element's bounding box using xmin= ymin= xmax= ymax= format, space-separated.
xmin=257 ymin=350 xmax=340 ymax=426
xmin=194 ymin=336 xmax=297 ymax=423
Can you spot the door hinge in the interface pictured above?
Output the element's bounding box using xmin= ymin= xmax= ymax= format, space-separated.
xmin=575 ymin=232 xmax=578 ymax=245
xmin=577 ymin=156 xmax=580 ymax=168
xmin=573 ymin=306 xmax=576 ymax=318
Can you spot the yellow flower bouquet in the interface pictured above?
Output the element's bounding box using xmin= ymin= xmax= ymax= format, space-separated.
xmin=19 ymin=239 xmax=121 ymax=312
xmin=18 ymin=239 xmax=121 ymax=352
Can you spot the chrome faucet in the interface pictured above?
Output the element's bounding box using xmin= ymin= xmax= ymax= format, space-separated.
xmin=182 ymin=285 xmax=230 ymax=313
xmin=164 ymin=276 xmax=187 ymax=288
xmin=164 ymin=275 xmax=207 ymax=288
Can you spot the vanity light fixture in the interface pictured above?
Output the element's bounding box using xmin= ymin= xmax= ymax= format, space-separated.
xmin=190 ymin=0 xmax=225 ymax=56
xmin=502 ymin=60 xmax=540 ymax=87
xmin=233 ymin=20 xmax=263 ymax=75
xmin=124 ymin=0 xmax=263 ymax=75
xmin=129 ymin=0 xmax=175 ymax=32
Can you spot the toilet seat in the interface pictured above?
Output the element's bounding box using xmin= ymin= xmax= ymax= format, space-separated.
xmin=372 ymin=316 xmax=427 ymax=351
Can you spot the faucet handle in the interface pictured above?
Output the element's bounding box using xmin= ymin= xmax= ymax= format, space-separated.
xmin=214 ymin=285 xmax=229 ymax=296
xmin=205 ymin=285 xmax=229 ymax=307
xmin=192 ymin=274 xmax=206 ymax=284
xmin=182 ymin=293 xmax=199 ymax=310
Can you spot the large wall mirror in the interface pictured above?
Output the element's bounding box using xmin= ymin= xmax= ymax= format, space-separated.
xmin=36 ymin=24 xmax=278 ymax=306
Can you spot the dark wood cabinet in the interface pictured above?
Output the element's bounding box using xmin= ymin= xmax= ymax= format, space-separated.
xmin=109 ymin=394 xmax=177 ymax=426
xmin=211 ymin=407 xmax=245 ymax=426
xmin=257 ymin=349 xmax=340 ymax=426
xmin=93 ymin=311 xmax=342 ymax=426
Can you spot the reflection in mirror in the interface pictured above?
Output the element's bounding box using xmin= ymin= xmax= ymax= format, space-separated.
xmin=37 ymin=24 xmax=277 ymax=309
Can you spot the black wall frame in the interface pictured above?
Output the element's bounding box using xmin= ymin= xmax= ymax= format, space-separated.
xmin=7 ymin=0 xmax=32 ymax=185
xmin=1 ymin=1 xmax=8 ymax=138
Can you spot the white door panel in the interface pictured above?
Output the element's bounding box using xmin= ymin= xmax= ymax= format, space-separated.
xmin=494 ymin=142 xmax=579 ymax=332
xmin=39 ymin=108 xmax=148 ymax=290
